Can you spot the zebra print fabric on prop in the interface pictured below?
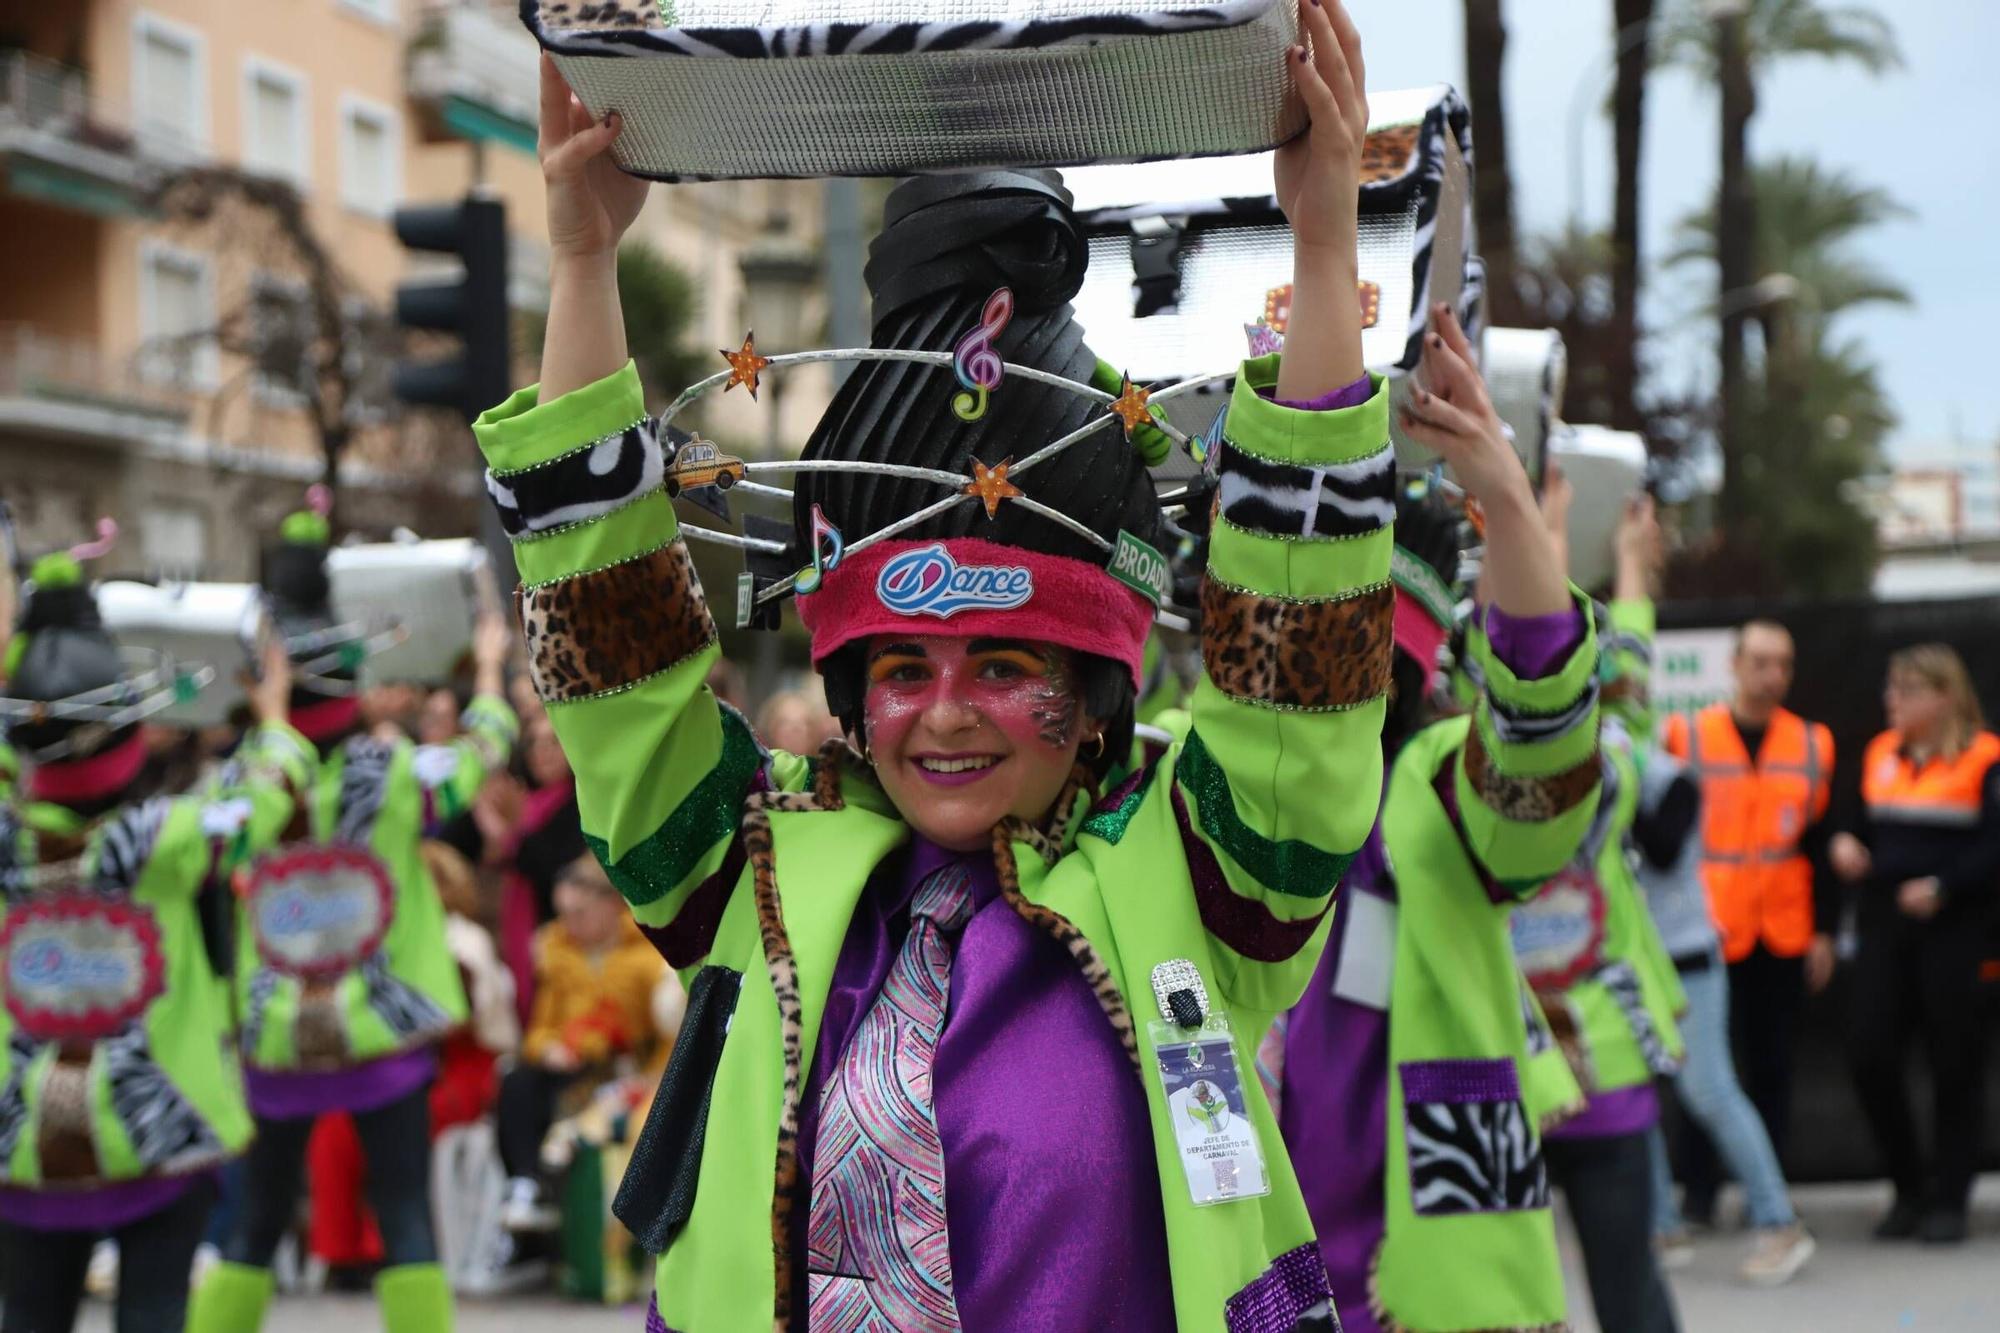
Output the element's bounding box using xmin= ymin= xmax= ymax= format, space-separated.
xmin=523 ymin=0 xmax=1306 ymax=178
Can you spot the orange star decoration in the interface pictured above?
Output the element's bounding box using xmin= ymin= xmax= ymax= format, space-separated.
xmin=719 ymin=332 xmax=773 ymax=398
xmin=962 ymin=457 xmax=1023 ymax=520
xmin=1109 ymin=374 xmax=1154 ymax=437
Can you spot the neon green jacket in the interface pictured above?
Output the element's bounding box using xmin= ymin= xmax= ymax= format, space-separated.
xmin=234 ymin=697 xmax=515 ymax=1072
xmin=0 ymin=723 xmax=311 ymax=1188
xmin=1515 ymin=598 xmax=1684 ymax=1099
xmin=475 ymin=357 xmax=1392 ymax=1332
xmin=1370 ymin=603 xmax=1602 ymax=1333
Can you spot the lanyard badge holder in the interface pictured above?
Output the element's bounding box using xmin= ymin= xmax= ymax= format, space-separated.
xmin=1148 ymin=960 xmax=1271 ymax=1206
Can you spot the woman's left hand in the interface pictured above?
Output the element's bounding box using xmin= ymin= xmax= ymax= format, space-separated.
xmin=1274 ymin=0 xmax=1369 ymax=250
xmin=1896 ymin=876 xmax=1943 ymax=920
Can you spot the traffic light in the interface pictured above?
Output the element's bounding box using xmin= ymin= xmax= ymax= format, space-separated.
xmin=392 ymin=194 xmax=509 ymax=422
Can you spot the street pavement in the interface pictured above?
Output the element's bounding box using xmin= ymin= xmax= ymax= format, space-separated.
xmin=71 ymin=1177 xmax=1999 ymax=1331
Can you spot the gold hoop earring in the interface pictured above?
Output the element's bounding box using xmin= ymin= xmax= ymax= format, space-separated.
xmin=1085 ymin=733 xmax=1107 ymax=761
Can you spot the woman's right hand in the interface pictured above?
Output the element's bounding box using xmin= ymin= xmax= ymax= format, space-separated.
xmin=1829 ymin=831 xmax=1872 ymax=884
xmin=539 ymin=54 xmax=647 ymax=264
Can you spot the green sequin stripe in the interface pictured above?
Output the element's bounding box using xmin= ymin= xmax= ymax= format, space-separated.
xmin=1176 ymin=730 xmax=1353 ymax=900
xmin=1078 ymin=764 xmax=1160 ymax=846
xmin=586 ymin=708 xmax=762 ymax=908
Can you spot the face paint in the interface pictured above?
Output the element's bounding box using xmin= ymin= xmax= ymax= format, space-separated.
xmin=859 ymin=634 xmax=1089 ymax=852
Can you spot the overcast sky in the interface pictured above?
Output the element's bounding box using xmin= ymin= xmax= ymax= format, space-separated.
xmin=1358 ymin=1 xmax=1995 ymax=460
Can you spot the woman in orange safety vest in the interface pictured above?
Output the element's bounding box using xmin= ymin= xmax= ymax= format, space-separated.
xmin=1829 ymin=643 xmax=2000 ymax=1246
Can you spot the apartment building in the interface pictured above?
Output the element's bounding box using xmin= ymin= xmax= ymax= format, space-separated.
xmin=0 ymin=0 xmax=830 ymax=580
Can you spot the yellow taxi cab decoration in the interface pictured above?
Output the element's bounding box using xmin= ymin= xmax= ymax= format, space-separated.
xmin=664 ymin=437 xmax=747 ymax=498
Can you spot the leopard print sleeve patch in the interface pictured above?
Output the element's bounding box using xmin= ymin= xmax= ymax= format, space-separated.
xmin=1462 ymin=723 xmax=1601 ymax=823
xmin=517 ymin=541 xmax=716 ymax=703
xmin=1200 ymin=579 xmax=1393 ymax=710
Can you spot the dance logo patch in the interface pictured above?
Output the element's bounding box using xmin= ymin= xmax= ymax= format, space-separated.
xmin=243 ymin=845 xmax=395 ymax=980
xmin=1508 ymin=863 xmax=1608 ymax=993
xmin=1 ymin=896 xmax=166 ymax=1041
xmin=877 ymin=543 xmax=1034 ymax=619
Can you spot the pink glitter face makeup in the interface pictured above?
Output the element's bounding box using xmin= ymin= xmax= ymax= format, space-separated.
xmin=862 ymin=635 xmax=1088 ymax=852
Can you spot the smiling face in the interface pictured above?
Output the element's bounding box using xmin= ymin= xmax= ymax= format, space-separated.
xmin=862 ymin=634 xmax=1096 ymax=852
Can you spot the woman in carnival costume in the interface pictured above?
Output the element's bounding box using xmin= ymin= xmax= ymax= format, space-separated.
xmin=189 ymin=501 xmax=518 ymax=1333
xmin=1507 ymin=481 xmax=1687 ymax=1332
xmin=1266 ymin=340 xmax=1606 ymax=1329
xmin=0 ymin=530 xmax=309 ymax=1333
xmin=477 ymin=5 xmax=1446 ymax=1327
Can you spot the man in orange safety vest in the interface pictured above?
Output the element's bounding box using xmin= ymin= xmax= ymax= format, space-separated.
xmin=1662 ymin=620 xmax=1835 ymax=1226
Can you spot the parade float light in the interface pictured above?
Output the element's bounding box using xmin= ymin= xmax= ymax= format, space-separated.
xmin=1061 ymin=86 xmax=1477 ymax=478
xmin=522 ymin=0 xmax=1308 ymax=179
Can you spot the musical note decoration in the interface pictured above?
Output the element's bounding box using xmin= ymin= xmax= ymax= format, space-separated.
xmin=720 ymin=332 xmax=773 ymax=398
xmin=961 ymin=458 xmax=1023 ymax=520
xmin=951 ymin=287 xmax=1015 ymax=422
xmin=793 ymin=504 xmax=846 ymax=595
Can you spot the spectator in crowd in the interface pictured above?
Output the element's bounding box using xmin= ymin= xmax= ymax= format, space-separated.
xmin=1833 ymin=644 xmax=2000 ymax=1245
xmin=754 ymin=685 xmax=840 ymax=756
xmin=441 ymin=712 xmax=585 ymax=1025
xmin=1662 ymin=620 xmax=1836 ymax=1225
xmin=497 ymin=854 xmax=665 ymax=1230
xmin=417 ymin=687 xmax=463 ymax=745
xmin=362 ymin=681 xmax=425 ymax=742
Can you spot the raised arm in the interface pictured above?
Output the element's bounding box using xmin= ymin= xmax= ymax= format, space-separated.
xmin=472 ymin=63 xmax=767 ymax=974
xmin=1402 ymin=306 xmax=1601 ymax=893
xmin=1177 ymin=0 xmax=1390 ymax=1014
xmin=1603 ymin=496 xmax=1663 ymax=747
xmin=407 ymin=615 xmax=521 ymax=827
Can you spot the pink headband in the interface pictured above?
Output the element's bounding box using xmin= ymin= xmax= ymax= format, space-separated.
xmin=28 ymin=730 xmax=147 ymax=805
xmin=796 ymin=538 xmax=1152 ymax=688
xmin=292 ymin=694 xmax=362 ymax=742
xmin=1393 ymin=588 xmax=1452 ymax=695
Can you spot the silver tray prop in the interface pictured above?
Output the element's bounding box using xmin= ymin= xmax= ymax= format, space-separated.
xmin=326 ymin=538 xmax=500 ymax=688
xmin=1063 ymin=85 xmax=1476 ymax=478
xmin=525 ymin=0 xmax=1305 ymax=178
xmin=96 ymin=581 xmax=273 ymax=728
xmin=1548 ymin=423 xmax=1647 ymax=592
xmin=1482 ymin=327 xmax=1567 ymax=487
xmin=0 ymin=646 xmax=217 ymax=763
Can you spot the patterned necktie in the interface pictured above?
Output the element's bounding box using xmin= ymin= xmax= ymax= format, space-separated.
xmin=808 ymin=861 xmax=976 ymax=1332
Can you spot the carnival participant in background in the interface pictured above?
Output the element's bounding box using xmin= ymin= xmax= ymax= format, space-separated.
xmin=188 ymin=505 xmax=518 ymax=1333
xmin=477 ymin=6 xmax=1392 ymax=1325
xmin=0 ymin=535 xmax=310 ymax=1333
xmin=1268 ymin=334 xmax=1603 ymax=1333
xmin=1832 ymin=644 xmax=2000 ymax=1245
xmin=1510 ymin=477 xmax=1685 ymax=1333
xmin=1632 ymin=510 xmax=1814 ymax=1284
xmin=1663 ymin=616 xmax=1836 ymax=1226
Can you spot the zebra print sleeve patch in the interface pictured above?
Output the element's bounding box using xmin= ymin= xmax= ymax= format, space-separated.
xmin=1217 ymin=442 xmax=1394 ymax=541
xmin=1401 ymin=1058 xmax=1550 ymax=1216
xmin=485 ymin=418 xmax=662 ymax=539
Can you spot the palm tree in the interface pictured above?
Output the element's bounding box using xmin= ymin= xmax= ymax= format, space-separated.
xmin=1660 ymin=0 xmax=1901 ymax=532
xmin=1668 ymin=156 xmax=1908 ymax=596
xmin=1607 ymin=0 xmax=1658 ymax=432
xmin=1462 ymin=0 xmax=1526 ymax=326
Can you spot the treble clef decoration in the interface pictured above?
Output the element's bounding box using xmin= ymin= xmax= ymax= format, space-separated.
xmin=952 ymin=287 xmax=1014 ymax=423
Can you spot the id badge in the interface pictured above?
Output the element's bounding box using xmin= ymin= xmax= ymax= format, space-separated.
xmin=1149 ymin=1014 xmax=1272 ymax=1207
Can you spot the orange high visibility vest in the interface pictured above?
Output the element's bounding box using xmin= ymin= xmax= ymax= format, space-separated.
xmin=1861 ymin=729 xmax=2000 ymax=831
xmin=1664 ymin=705 xmax=1834 ymax=962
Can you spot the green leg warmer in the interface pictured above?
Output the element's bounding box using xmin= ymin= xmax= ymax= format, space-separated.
xmin=185 ymin=1262 xmax=274 ymax=1333
xmin=376 ymin=1262 xmax=454 ymax=1333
